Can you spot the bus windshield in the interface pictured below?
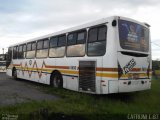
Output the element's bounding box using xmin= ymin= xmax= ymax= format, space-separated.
xmin=118 ymin=19 xmax=149 ymax=52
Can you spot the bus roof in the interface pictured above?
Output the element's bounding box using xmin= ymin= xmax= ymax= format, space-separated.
xmin=9 ymin=16 xmax=149 ymax=47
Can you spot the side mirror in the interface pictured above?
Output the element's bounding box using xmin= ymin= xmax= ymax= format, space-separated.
xmin=112 ymin=20 xmax=117 ymax=27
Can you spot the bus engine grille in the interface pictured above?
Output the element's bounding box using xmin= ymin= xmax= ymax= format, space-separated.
xmin=79 ymin=61 xmax=96 ymax=92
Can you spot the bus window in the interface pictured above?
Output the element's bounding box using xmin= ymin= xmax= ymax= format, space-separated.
xmin=13 ymin=46 xmax=18 ymax=59
xmin=98 ymin=26 xmax=107 ymax=41
xmin=49 ymin=35 xmax=66 ymax=58
xmin=37 ymin=40 xmax=43 ymax=50
xmin=58 ymin=35 xmax=66 ymax=47
xmin=43 ymin=39 xmax=49 ymax=49
xmin=18 ymin=45 xmax=23 ymax=59
xmin=88 ymin=28 xmax=97 ymax=42
xmin=67 ymin=33 xmax=77 ymax=45
xmin=27 ymin=43 xmax=31 ymax=51
xmin=26 ymin=42 xmax=36 ymax=59
xmin=32 ymin=42 xmax=36 ymax=50
xmin=36 ymin=39 xmax=49 ymax=58
xmin=23 ymin=44 xmax=26 ymax=58
xmin=87 ymin=25 xmax=107 ymax=56
xmin=50 ymin=37 xmax=58 ymax=48
xmin=77 ymin=31 xmax=86 ymax=44
xmin=67 ymin=30 xmax=86 ymax=57
xmin=118 ymin=20 xmax=149 ymax=52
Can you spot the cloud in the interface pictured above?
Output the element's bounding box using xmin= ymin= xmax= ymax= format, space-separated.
xmin=0 ymin=0 xmax=160 ymax=59
xmin=0 ymin=0 xmax=30 ymax=14
xmin=1 ymin=0 xmax=158 ymax=34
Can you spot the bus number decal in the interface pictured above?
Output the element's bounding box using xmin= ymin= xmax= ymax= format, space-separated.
xmin=69 ymin=66 xmax=77 ymax=70
xmin=123 ymin=58 xmax=136 ymax=74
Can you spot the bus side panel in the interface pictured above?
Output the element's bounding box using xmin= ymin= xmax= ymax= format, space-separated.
xmin=34 ymin=59 xmax=47 ymax=84
xmin=100 ymin=21 xmax=118 ymax=94
xmin=21 ymin=59 xmax=36 ymax=82
xmin=16 ymin=60 xmax=24 ymax=79
xmin=6 ymin=68 xmax=12 ymax=76
xmin=63 ymin=75 xmax=79 ymax=91
xmin=108 ymin=80 xmax=119 ymax=93
xmin=56 ymin=57 xmax=79 ymax=91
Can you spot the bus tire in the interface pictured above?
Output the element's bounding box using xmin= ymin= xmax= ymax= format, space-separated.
xmin=12 ymin=68 xmax=17 ymax=80
xmin=50 ymin=71 xmax=63 ymax=88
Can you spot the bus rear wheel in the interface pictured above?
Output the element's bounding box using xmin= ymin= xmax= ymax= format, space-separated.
xmin=50 ymin=72 xmax=63 ymax=88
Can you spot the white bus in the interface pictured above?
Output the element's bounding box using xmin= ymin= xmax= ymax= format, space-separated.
xmin=0 ymin=54 xmax=7 ymax=72
xmin=6 ymin=16 xmax=152 ymax=94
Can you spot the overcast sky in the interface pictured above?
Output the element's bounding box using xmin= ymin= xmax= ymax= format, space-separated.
xmin=0 ymin=0 xmax=160 ymax=59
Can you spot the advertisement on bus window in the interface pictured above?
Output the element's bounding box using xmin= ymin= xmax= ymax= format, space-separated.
xmin=118 ymin=20 xmax=149 ymax=52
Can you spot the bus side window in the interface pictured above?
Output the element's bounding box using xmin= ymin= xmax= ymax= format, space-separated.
xmin=87 ymin=25 xmax=107 ymax=56
xmin=67 ymin=33 xmax=77 ymax=45
xmin=18 ymin=45 xmax=23 ymax=59
xmin=67 ymin=30 xmax=86 ymax=57
xmin=23 ymin=44 xmax=26 ymax=58
xmin=58 ymin=35 xmax=66 ymax=47
xmin=49 ymin=35 xmax=66 ymax=58
xmin=50 ymin=37 xmax=58 ymax=48
xmin=37 ymin=40 xmax=43 ymax=50
xmin=13 ymin=46 xmax=18 ymax=59
xmin=26 ymin=42 xmax=36 ymax=59
xmin=43 ymin=39 xmax=49 ymax=49
xmin=36 ymin=39 xmax=49 ymax=58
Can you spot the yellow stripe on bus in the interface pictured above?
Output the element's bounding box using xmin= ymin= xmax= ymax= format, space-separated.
xmin=97 ymin=73 xmax=118 ymax=78
xmin=11 ymin=67 xmax=152 ymax=79
xmin=59 ymin=70 xmax=79 ymax=75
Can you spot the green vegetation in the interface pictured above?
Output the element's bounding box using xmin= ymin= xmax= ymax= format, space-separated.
xmin=152 ymin=60 xmax=160 ymax=78
xmin=0 ymin=78 xmax=160 ymax=120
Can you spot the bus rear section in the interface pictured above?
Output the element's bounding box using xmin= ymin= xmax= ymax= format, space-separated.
xmin=117 ymin=53 xmax=151 ymax=92
xmin=117 ymin=18 xmax=151 ymax=93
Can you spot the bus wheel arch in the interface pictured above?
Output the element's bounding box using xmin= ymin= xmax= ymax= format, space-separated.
xmin=50 ymin=70 xmax=63 ymax=88
xmin=12 ymin=67 xmax=17 ymax=79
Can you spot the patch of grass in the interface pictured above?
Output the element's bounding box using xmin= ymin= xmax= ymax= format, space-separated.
xmin=0 ymin=79 xmax=160 ymax=120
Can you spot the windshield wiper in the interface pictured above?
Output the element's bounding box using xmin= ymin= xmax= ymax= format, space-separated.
xmin=121 ymin=51 xmax=148 ymax=57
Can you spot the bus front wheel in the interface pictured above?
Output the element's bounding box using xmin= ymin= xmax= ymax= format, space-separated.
xmin=50 ymin=72 xmax=63 ymax=88
xmin=12 ymin=68 xmax=17 ymax=80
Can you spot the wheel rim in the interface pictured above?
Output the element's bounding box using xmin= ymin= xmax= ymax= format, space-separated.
xmin=13 ymin=70 xmax=17 ymax=78
xmin=53 ymin=75 xmax=60 ymax=87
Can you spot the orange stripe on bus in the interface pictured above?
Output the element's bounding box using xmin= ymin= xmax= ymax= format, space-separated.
xmin=45 ymin=65 xmax=69 ymax=69
xmin=10 ymin=66 xmax=152 ymax=78
xmin=13 ymin=64 xmax=21 ymax=66
xmin=96 ymin=68 xmax=118 ymax=72
xmin=132 ymin=68 xmax=141 ymax=71
xmin=12 ymin=64 xmax=151 ymax=73
xmin=60 ymin=70 xmax=78 ymax=75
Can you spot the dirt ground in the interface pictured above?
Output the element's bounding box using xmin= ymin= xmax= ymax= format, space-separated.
xmin=0 ymin=73 xmax=59 ymax=106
